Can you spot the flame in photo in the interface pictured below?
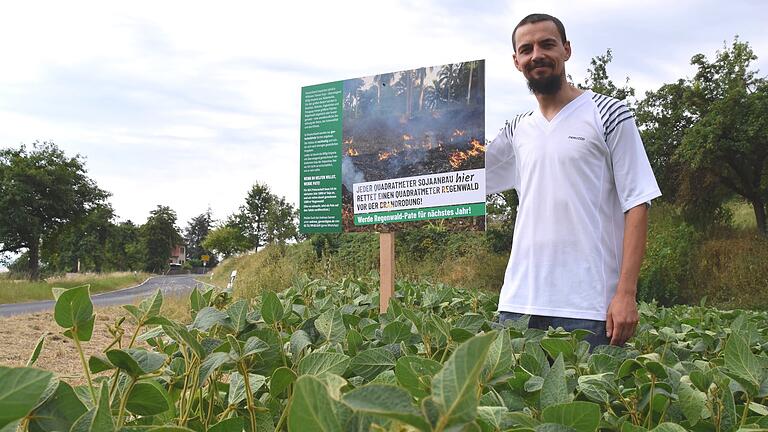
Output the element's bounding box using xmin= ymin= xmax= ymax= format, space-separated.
xmin=466 ymin=139 xmax=485 ymax=156
xmin=343 ymin=137 xmax=359 ymax=156
xmin=449 ymin=139 xmax=485 ymax=168
xmin=452 ymin=129 xmax=466 ymax=137
xmin=449 ymin=150 xmax=470 ymax=168
xmin=378 ymin=151 xmax=393 ymax=161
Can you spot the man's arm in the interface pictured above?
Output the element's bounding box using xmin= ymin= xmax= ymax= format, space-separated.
xmin=606 ymin=203 xmax=648 ymax=345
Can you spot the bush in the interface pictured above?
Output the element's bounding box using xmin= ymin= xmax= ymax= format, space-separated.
xmin=638 ymin=204 xmax=698 ymax=306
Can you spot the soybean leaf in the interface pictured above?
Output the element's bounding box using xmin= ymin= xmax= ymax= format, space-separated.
xmin=541 ymin=354 xmax=571 ymax=409
xmin=243 ymin=336 xmax=270 ymax=357
xmin=53 ymin=285 xmax=94 ymax=341
xmin=127 ymin=380 xmax=171 ymax=416
xmin=382 ymin=321 xmax=412 ymax=344
xmin=199 ymin=352 xmax=234 ymax=385
xmin=395 ymin=356 xmax=443 ymax=398
xmin=342 ymin=384 xmax=430 ymax=431
xmin=350 ymin=348 xmax=396 ymax=381
xmin=588 ymin=353 xmax=620 ymax=374
xmin=541 ymin=338 xmax=575 ymax=363
xmin=208 ymin=417 xmax=245 ymax=432
xmin=525 ymin=376 xmax=545 ymax=393
xmin=316 ymin=308 xmax=347 ymax=344
xmin=190 ymin=287 xmax=205 ymax=314
xmin=299 ymin=351 xmax=351 ymax=377
xmin=191 ymin=307 xmax=230 ymax=332
xmin=0 ymin=367 xmax=53 ymax=429
xmin=70 ymin=383 xmax=113 ymax=432
xmin=106 ymin=348 xmax=166 ymax=377
xmin=431 ymin=331 xmax=496 ymax=429
xmin=477 ymin=406 xmax=508 ymax=431
xmin=262 ymin=291 xmax=284 ymax=324
xmin=162 ymin=322 xmax=205 ymax=359
xmin=723 ymin=331 xmax=763 ymax=395
xmin=677 ymin=383 xmax=707 ymax=425
xmin=288 ymin=375 xmax=342 ymax=432
xmin=227 ymin=299 xmax=249 ymax=334
xmin=134 ymin=289 xmax=163 ymax=324
xmin=26 ymin=335 xmax=46 ymax=367
xmin=536 ymin=423 xmax=578 ymax=432
xmin=88 ymin=355 xmax=115 ymax=374
xmin=28 ymin=381 xmax=86 ymax=432
xmin=346 ymin=329 xmax=364 ymax=356
xmin=228 ymin=372 xmax=266 ymax=407
xmin=617 ymin=359 xmax=644 ymax=379
xmin=270 ymin=367 xmax=297 ymax=397
xmin=649 ymin=423 xmax=687 ymax=432
xmin=290 ymin=329 xmax=314 ymax=359
xmin=319 ymin=373 xmax=349 ymax=400
xmin=541 ymin=401 xmax=600 ymax=432
xmin=482 ymin=330 xmax=513 ymax=383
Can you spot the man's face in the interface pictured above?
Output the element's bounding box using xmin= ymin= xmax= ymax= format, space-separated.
xmin=513 ymin=20 xmax=571 ymax=95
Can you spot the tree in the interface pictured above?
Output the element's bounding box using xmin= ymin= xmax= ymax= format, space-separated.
xmin=578 ymin=49 xmax=635 ymax=103
xmin=228 ymin=183 xmax=298 ymax=251
xmin=141 ymin=205 xmax=182 ymax=273
xmin=106 ymin=220 xmax=144 ymax=271
xmin=265 ymin=196 xmax=299 ymax=245
xmin=42 ymin=204 xmax=115 ymax=273
xmin=0 ymin=141 xmax=109 ymax=279
xmin=202 ymin=226 xmax=250 ymax=258
xmin=184 ymin=208 xmax=218 ymax=267
xmin=638 ymin=39 xmax=768 ymax=234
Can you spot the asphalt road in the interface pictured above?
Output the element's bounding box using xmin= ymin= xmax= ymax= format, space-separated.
xmin=0 ymin=275 xmax=212 ymax=317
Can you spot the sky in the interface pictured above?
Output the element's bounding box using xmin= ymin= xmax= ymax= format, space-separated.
xmin=0 ymin=0 xmax=766 ymax=236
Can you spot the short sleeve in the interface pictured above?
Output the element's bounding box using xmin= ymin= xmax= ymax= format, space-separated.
xmin=605 ymin=109 xmax=662 ymax=212
xmin=486 ymin=123 xmax=519 ymax=194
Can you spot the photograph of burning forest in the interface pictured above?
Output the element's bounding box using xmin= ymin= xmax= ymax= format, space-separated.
xmin=341 ymin=60 xmax=485 ymax=232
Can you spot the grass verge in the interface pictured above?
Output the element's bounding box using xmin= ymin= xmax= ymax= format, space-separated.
xmin=0 ymin=272 xmax=150 ymax=304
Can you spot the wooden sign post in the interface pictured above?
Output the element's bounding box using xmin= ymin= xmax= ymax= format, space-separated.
xmin=379 ymin=232 xmax=395 ymax=313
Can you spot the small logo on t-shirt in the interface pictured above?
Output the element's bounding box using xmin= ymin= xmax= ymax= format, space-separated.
xmin=568 ymin=135 xmax=586 ymax=141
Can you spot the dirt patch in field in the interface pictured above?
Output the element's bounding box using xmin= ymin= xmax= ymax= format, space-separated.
xmin=0 ymin=305 xmax=146 ymax=386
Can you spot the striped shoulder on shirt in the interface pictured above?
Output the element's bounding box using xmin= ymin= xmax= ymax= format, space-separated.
xmin=502 ymin=111 xmax=534 ymax=141
xmin=590 ymin=93 xmax=634 ymax=141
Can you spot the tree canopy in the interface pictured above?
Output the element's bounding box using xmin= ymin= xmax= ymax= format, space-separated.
xmin=638 ymin=39 xmax=768 ymax=234
xmin=0 ymin=141 xmax=109 ymax=279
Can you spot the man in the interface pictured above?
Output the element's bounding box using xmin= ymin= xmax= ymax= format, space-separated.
xmin=486 ymin=13 xmax=661 ymax=348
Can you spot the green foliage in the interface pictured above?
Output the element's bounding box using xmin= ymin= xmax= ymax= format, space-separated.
xmin=141 ymin=205 xmax=183 ymax=273
xmin=226 ymin=182 xmax=299 ymax=251
xmin=638 ymin=204 xmax=698 ymax=305
xmin=578 ymin=48 xmax=636 ymax=105
xmin=638 ymin=38 xmax=768 ymax=234
xmin=0 ymin=141 xmax=109 ymax=279
xmin=184 ymin=208 xmax=218 ymax=267
xmin=8 ymin=275 xmax=768 ymax=431
xmin=202 ymin=226 xmax=250 ymax=258
xmin=0 ymin=367 xmax=53 ymax=429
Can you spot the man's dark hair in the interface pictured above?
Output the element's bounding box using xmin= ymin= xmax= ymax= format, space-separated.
xmin=512 ymin=13 xmax=567 ymax=51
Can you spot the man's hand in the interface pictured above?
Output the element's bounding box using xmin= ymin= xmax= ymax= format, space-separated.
xmin=606 ymin=291 xmax=639 ymax=346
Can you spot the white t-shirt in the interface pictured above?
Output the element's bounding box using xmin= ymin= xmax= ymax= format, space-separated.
xmin=486 ymin=90 xmax=662 ymax=321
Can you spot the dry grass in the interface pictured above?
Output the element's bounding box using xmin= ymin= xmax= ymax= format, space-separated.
xmin=0 ymin=272 xmax=150 ymax=304
xmin=683 ymin=229 xmax=768 ymax=310
xmin=0 ymin=293 xmax=191 ymax=386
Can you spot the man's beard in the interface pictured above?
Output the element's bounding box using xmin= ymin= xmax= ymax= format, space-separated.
xmin=527 ymin=73 xmax=563 ymax=95
xmin=525 ymin=60 xmax=563 ymax=95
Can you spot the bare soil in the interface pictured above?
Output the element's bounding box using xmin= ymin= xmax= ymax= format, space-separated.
xmin=0 ymin=305 xmax=142 ymax=386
